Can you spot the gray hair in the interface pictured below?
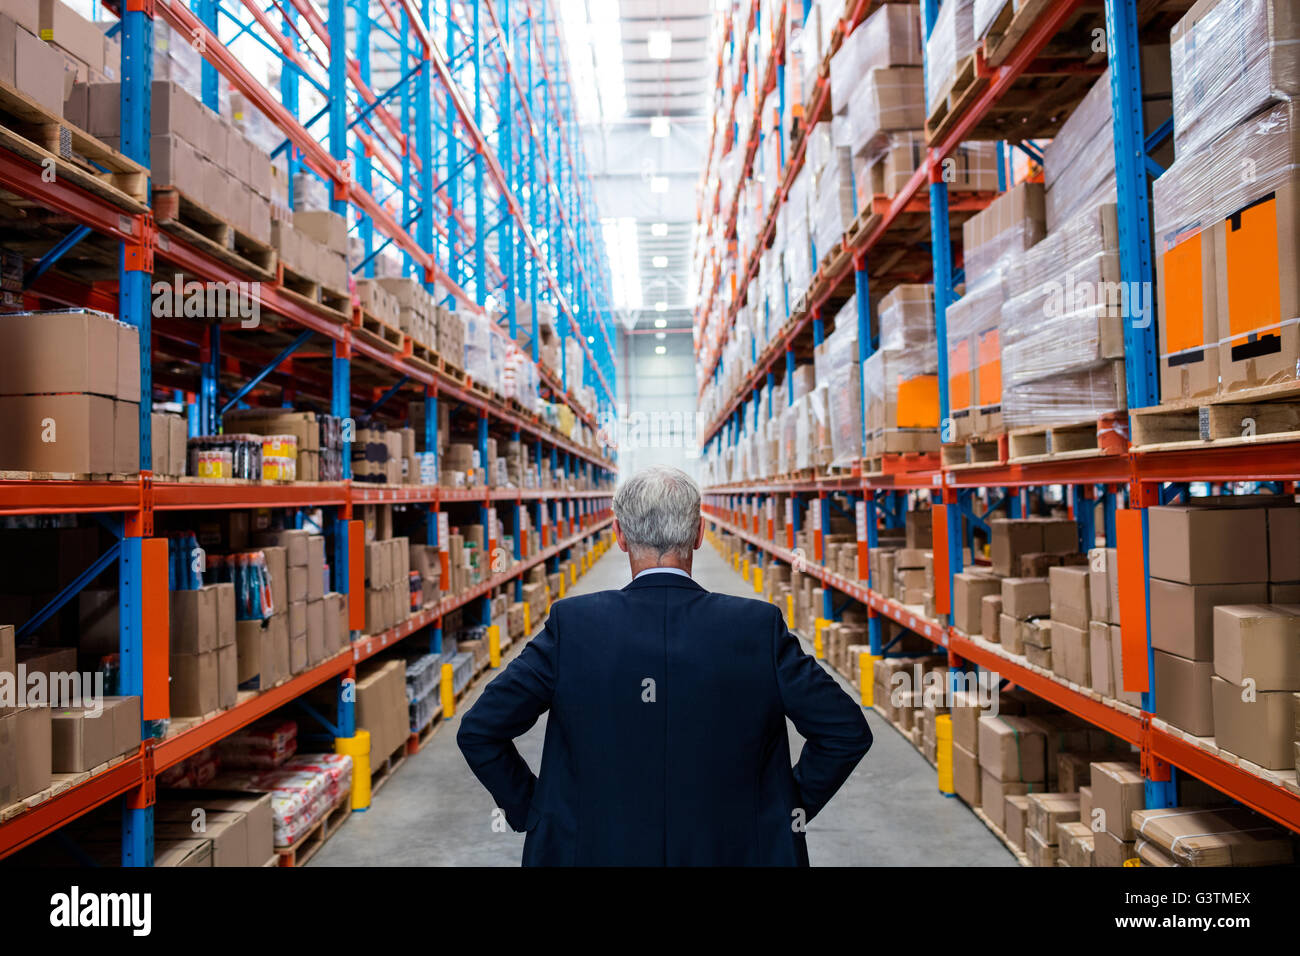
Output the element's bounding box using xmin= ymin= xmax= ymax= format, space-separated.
xmin=613 ymin=465 xmax=701 ymax=561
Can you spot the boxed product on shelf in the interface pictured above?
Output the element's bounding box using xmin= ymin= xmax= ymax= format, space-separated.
xmin=1169 ymin=0 xmax=1300 ymax=158
xmin=812 ymin=298 xmax=863 ymax=468
xmin=0 ymin=309 xmax=140 ymax=473
xmin=999 ymin=202 xmax=1128 ymax=429
xmin=49 ymin=696 xmax=139 ymax=773
xmin=944 ymin=274 xmax=1002 ymax=439
xmin=962 ymin=181 xmax=1046 ymax=283
xmin=829 ymin=2 xmax=923 ymax=118
xmin=1042 ymin=54 xmax=1173 ymax=232
xmin=813 ymin=124 xmax=856 ymax=263
xmin=1209 ymin=604 xmax=1300 ymax=768
xmin=1153 ymin=100 xmax=1300 ymax=400
xmin=862 ymin=284 xmax=939 ymax=456
xmin=0 ymin=10 xmax=67 ymax=117
xmin=844 ymin=67 xmax=926 ymax=162
xmin=952 ymin=570 xmax=999 ymax=635
xmin=1131 ymin=805 xmax=1295 ymax=867
xmin=924 ymin=0 xmax=975 ymax=113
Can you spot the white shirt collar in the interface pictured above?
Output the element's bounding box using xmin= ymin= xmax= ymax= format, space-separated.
xmin=633 ymin=566 xmax=691 ymax=581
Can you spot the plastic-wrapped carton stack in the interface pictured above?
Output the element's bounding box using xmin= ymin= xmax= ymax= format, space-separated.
xmin=924 ymin=0 xmax=976 ymax=114
xmin=863 ymin=284 xmax=940 ymax=456
xmin=999 ymin=202 xmax=1127 ymax=429
xmin=946 ymin=181 xmax=1047 ymax=439
xmin=812 ymin=296 xmax=863 ymax=468
xmin=1153 ymin=0 xmax=1300 ymax=403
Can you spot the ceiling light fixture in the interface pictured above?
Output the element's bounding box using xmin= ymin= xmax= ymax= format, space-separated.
xmin=650 ymin=115 xmax=670 ymax=138
xmin=653 ymin=255 xmax=668 ymax=268
xmin=651 ymin=222 xmax=669 ymax=237
xmin=654 ymin=345 xmax=667 ymax=354
xmin=655 ymin=301 xmax=667 ymax=312
xmin=654 ymin=318 xmax=667 ymax=328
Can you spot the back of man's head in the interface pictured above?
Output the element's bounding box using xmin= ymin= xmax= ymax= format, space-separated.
xmin=612 ymin=465 xmax=701 ymax=564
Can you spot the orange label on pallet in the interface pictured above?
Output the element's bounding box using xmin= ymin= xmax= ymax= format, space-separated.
xmin=976 ymin=328 xmax=1002 ymax=405
xmin=1162 ymin=232 xmax=1207 ymax=353
xmin=949 ymin=339 xmax=972 ymax=413
xmin=1224 ymin=196 xmax=1281 ymax=339
xmin=896 ymin=374 xmax=939 ymax=428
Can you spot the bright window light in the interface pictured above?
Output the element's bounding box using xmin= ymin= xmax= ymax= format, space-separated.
xmin=655 ymin=301 xmax=668 ymax=312
xmin=650 ymin=176 xmax=669 ymax=193
xmin=560 ymin=0 xmax=627 ymax=123
xmin=601 ymin=216 xmax=642 ymax=310
xmin=654 ymin=345 xmax=667 ymax=354
xmin=653 ymin=255 xmax=668 ymax=268
xmin=647 ymin=29 xmax=672 ymax=60
xmin=650 ymin=115 xmax=670 ymax=138
xmin=651 ymin=222 xmax=669 ymax=237
xmin=654 ymin=318 xmax=667 ymax=328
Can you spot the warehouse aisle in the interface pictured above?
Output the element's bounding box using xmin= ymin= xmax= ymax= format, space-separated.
xmin=313 ymin=545 xmax=1015 ymax=866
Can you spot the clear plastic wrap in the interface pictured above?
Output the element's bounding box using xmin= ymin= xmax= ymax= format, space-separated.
xmin=806 ymin=122 xmax=834 ymax=179
xmin=972 ymin=0 xmax=1006 ymax=42
xmin=830 ymin=2 xmax=925 ymax=115
xmin=1043 ymin=70 xmax=1118 ymax=231
xmin=816 ymin=298 xmax=864 ymax=467
xmin=999 ymin=203 xmax=1128 ymax=427
xmin=944 ymin=273 xmax=1003 ymax=436
xmin=924 ymin=0 xmax=976 ymax=112
xmin=814 ymin=147 xmax=856 ymax=261
xmin=846 ymin=67 xmax=926 ymax=159
xmin=1170 ymin=0 xmax=1300 ymax=157
xmin=962 ymin=181 xmax=1046 ymax=281
xmin=863 ymin=285 xmax=939 ymax=453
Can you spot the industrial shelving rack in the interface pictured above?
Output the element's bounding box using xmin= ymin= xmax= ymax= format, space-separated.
xmin=0 ymin=0 xmax=619 ymax=863
xmin=695 ymin=0 xmax=1300 ymax=837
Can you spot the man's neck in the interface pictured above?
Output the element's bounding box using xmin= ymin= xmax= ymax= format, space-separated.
xmin=629 ymin=557 xmax=693 ymax=578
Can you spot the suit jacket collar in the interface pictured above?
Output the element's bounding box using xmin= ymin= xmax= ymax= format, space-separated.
xmin=623 ymin=571 xmax=706 ymax=592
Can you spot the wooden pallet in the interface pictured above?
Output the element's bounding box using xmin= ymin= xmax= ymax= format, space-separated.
xmin=925 ymin=52 xmax=982 ymax=143
xmin=406 ymin=713 xmax=442 ymax=755
xmin=0 ymin=80 xmax=147 ymax=211
xmin=861 ymin=451 xmax=942 ymax=478
xmin=152 ymin=188 xmax=277 ymax=281
xmin=0 ymin=470 xmax=134 ymax=482
xmin=351 ymin=308 xmax=404 ymax=353
xmin=275 ymin=792 xmax=351 ymax=867
xmin=368 ymin=740 xmax=408 ymax=797
xmin=940 ymin=434 xmax=1007 ymax=469
xmin=1130 ymin=380 xmax=1300 ymax=452
xmin=405 ymin=337 xmax=438 ymax=374
xmin=277 ymin=262 xmax=351 ymax=324
xmin=980 ymin=0 xmax=1058 ymax=67
xmin=1007 ymin=413 xmax=1129 ymax=463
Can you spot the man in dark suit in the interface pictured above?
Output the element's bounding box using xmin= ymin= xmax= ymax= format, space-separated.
xmin=457 ymin=465 xmax=872 ymax=865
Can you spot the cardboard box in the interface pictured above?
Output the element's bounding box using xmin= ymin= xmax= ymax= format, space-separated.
xmin=0 ymin=393 xmax=116 ymax=472
xmin=1025 ymin=827 xmax=1056 ymax=867
xmin=212 ymin=582 xmax=235 ymax=649
xmin=1153 ymin=650 xmax=1215 ymax=736
xmin=306 ymin=599 xmax=325 ymax=665
xmin=1093 ymin=829 xmax=1135 ymax=867
xmin=990 ymin=520 xmax=1042 ymax=576
xmin=11 ymin=20 xmax=64 ymax=116
xmin=1132 ymin=805 xmax=1294 ymax=867
xmin=1148 ymin=505 xmax=1268 ymax=584
xmin=952 ymin=741 xmax=980 ymax=806
xmin=1001 ymin=577 xmax=1050 ymax=621
xmin=1089 ymin=621 xmax=1113 ymax=696
xmin=0 ymin=706 xmax=51 ymax=803
xmin=157 ymin=792 xmax=274 ymax=865
xmin=1109 ymin=624 xmax=1143 ymax=706
xmin=170 ymin=651 xmax=218 ymax=716
xmin=155 ymin=813 xmax=247 ymax=867
xmin=306 ymin=535 xmax=326 ymax=601
xmin=0 ymin=310 xmax=130 ymax=399
xmin=322 ymin=593 xmax=343 ymax=655
xmin=262 ymin=546 xmax=287 ymax=614
xmin=1087 ymin=547 xmax=1118 ymax=624
xmin=953 ymin=571 xmax=1000 ymax=634
xmin=1090 ymin=761 xmax=1145 ymax=840
xmin=0 ymin=623 xmax=14 ymax=717
xmin=1210 ymin=675 xmax=1295 ymax=769
xmin=170 ymin=586 xmax=217 ymax=654
xmin=980 ymin=771 xmax=1033 ymax=831
xmin=255 ymin=528 xmax=309 ymax=567
xmin=288 ymin=565 xmax=308 ymax=605
xmin=980 ymin=595 xmax=1002 ymax=643
xmin=216 ymin=643 xmax=236 ymax=710
xmin=999 ymin=613 xmax=1022 ymax=653
xmin=50 ymin=705 xmax=115 ymax=772
xmin=978 ymin=715 xmax=1046 ymax=783
xmin=293 ymin=209 xmax=347 ymax=251
xmin=1049 ymin=565 xmax=1091 ymax=630
xmin=1157 ymin=209 xmax=1221 ymax=402
xmin=1028 ymin=792 xmax=1081 ymax=842
xmin=1058 ymin=821 xmax=1095 ymax=868
xmin=1268 ymin=507 xmax=1300 ymax=582
xmin=1213 ymin=604 xmax=1300 ymax=691
xmin=1004 ymin=793 xmax=1031 ymax=851
xmin=1150 ymin=579 xmax=1269 ymax=660
xmin=289 ymin=633 xmax=307 ymax=675
xmin=1051 ymin=622 xmax=1090 ymax=686
xmin=102 ymin=695 xmax=140 ymax=759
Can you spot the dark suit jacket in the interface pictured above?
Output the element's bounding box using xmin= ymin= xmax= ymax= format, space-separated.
xmin=456 ymin=571 xmax=873 ymax=866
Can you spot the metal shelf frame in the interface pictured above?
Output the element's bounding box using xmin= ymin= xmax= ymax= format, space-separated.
xmin=696 ymin=0 xmax=1300 ymax=837
xmin=0 ymin=0 xmax=622 ymax=865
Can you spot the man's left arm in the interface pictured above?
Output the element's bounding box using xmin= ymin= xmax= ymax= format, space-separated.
xmin=456 ymin=617 xmax=558 ymax=830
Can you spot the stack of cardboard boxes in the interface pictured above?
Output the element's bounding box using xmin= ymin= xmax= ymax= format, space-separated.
xmin=863 ymin=285 xmax=941 ymax=457
xmin=1154 ymin=0 xmax=1300 ymax=403
xmin=272 ymin=209 xmax=350 ymax=295
xmin=0 ymin=310 xmax=140 ymax=474
xmin=251 ymin=529 xmax=333 ymax=675
xmin=0 ymin=1 xmax=120 ymax=123
xmin=354 ymin=658 xmax=409 ymax=765
xmin=363 ymin=535 xmax=411 ymax=636
xmin=169 ymin=583 xmax=237 ymax=716
xmin=1147 ymin=500 xmax=1300 ymax=761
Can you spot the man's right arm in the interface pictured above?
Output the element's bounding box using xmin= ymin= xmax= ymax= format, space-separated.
xmin=456 ymin=616 xmax=558 ymax=830
xmin=771 ymin=608 xmax=873 ymax=821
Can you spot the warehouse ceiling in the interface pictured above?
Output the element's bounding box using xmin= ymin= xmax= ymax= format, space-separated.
xmin=563 ymin=0 xmax=716 ymax=332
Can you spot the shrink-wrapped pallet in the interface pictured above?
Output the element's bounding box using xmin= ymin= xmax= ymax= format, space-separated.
xmin=863 ymin=284 xmax=940 ymax=455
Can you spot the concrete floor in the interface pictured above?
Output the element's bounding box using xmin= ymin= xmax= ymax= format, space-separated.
xmin=313 ymin=544 xmax=1016 ymax=866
